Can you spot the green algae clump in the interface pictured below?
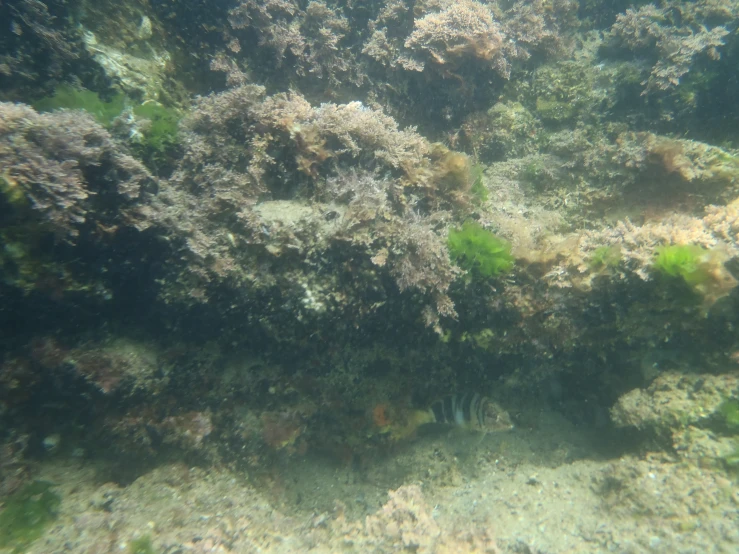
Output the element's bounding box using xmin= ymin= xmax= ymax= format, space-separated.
xmin=652 ymin=244 xmax=737 ymax=306
xmin=653 ymin=244 xmax=710 ymax=286
xmin=469 ymin=164 xmax=489 ymax=203
xmin=131 ymin=102 xmax=182 ymax=173
xmin=33 ymin=86 xmax=126 ymax=127
xmin=0 ymin=480 xmax=61 ymax=553
xmin=717 ymin=400 xmax=739 ymax=473
xmin=589 ymin=245 xmax=622 ymax=270
xmin=33 ymin=86 xmax=181 ymax=173
xmin=722 ymin=445 xmax=739 ymax=473
xmin=718 ymin=399 xmax=739 ymax=432
xmin=448 ymin=221 xmax=514 ymax=279
xmin=129 ymin=535 xmax=157 ymax=554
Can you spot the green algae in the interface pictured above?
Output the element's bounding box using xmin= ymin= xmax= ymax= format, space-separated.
xmin=448 ymin=221 xmax=514 ymax=280
xmin=520 ymin=158 xmax=551 ymax=185
xmin=722 ymin=443 xmax=739 ymax=472
xmin=718 ymin=399 xmax=739 ymax=432
xmin=33 ymin=86 xmax=126 ymax=128
xmin=129 ymin=535 xmax=157 ymax=554
xmin=0 ymin=481 xmax=61 ymax=553
xmin=469 ymin=165 xmax=488 ymax=203
xmin=716 ymin=400 xmax=739 ymax=474
xmin=589 ymin=245 xmax=622 ymax=270
xmin=32 ymin=85 xmax=181 ymax=173
xmin=535 ymin=96 xmax=576 ymax=122
xmin=131 ymin=102 xmax=182 ymax=173
xmin=460 ymin=328 xmax=498 ymax=351
xmin=0 ymin=174 xmax=28 ymax=209
xmin=652 ymin=244 xmax=710 ymax=287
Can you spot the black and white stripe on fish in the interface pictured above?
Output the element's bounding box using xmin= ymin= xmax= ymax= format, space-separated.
xmin=428 ymin=393 xmax=513 ymax=432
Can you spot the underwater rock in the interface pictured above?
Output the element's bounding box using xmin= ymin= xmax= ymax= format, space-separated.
xmin=611 ymin=371 xmax=739 ymax=467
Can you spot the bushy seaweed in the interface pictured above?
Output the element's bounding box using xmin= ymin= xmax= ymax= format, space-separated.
xmin=653 ymin=244 xmax=709 ymax=286
xmin=448 ymin=221 xmax=514 ymax=279
xmin=0 ymin=480 xmax=61 ymax=553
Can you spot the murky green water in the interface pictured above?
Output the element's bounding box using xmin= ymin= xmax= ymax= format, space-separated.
xmin=1 ymin=0 xmax=738 ymax=551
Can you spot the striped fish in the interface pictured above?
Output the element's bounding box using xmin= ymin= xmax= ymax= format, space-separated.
xmin=428 ymin=393 xmax=513 ymax=432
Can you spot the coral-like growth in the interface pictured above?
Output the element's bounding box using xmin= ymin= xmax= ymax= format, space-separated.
xmin=0 ymin=102 xmax=154 ymax=239
xmin=463 ymin=101 xmax=540 ymax=162
xmin=639 ymin=133 xmax=739 ymax=185
xmin=404 ymin=0 xmax=509 ymax=76
xmin=150 ymin=84 xmax=468 ymax=325
xmin=228 ymin=0 xmax=361 ymax=88
xmin=362 ymin=0 xmax=577 ymax=78
xmin=448 ymin=221 xmax=514 ymax=279
xmin=607 ymin=4 xmax=731 ymax=92
xmin=389 ymin=216 xmax=460 ymax=320
xmin=504 ymin=0 xmax=579 ymax=58
xmin=0 ymin=0 xmax=87 ymax=98
xmin=167 ymin=85 xmax=440 ymax=203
